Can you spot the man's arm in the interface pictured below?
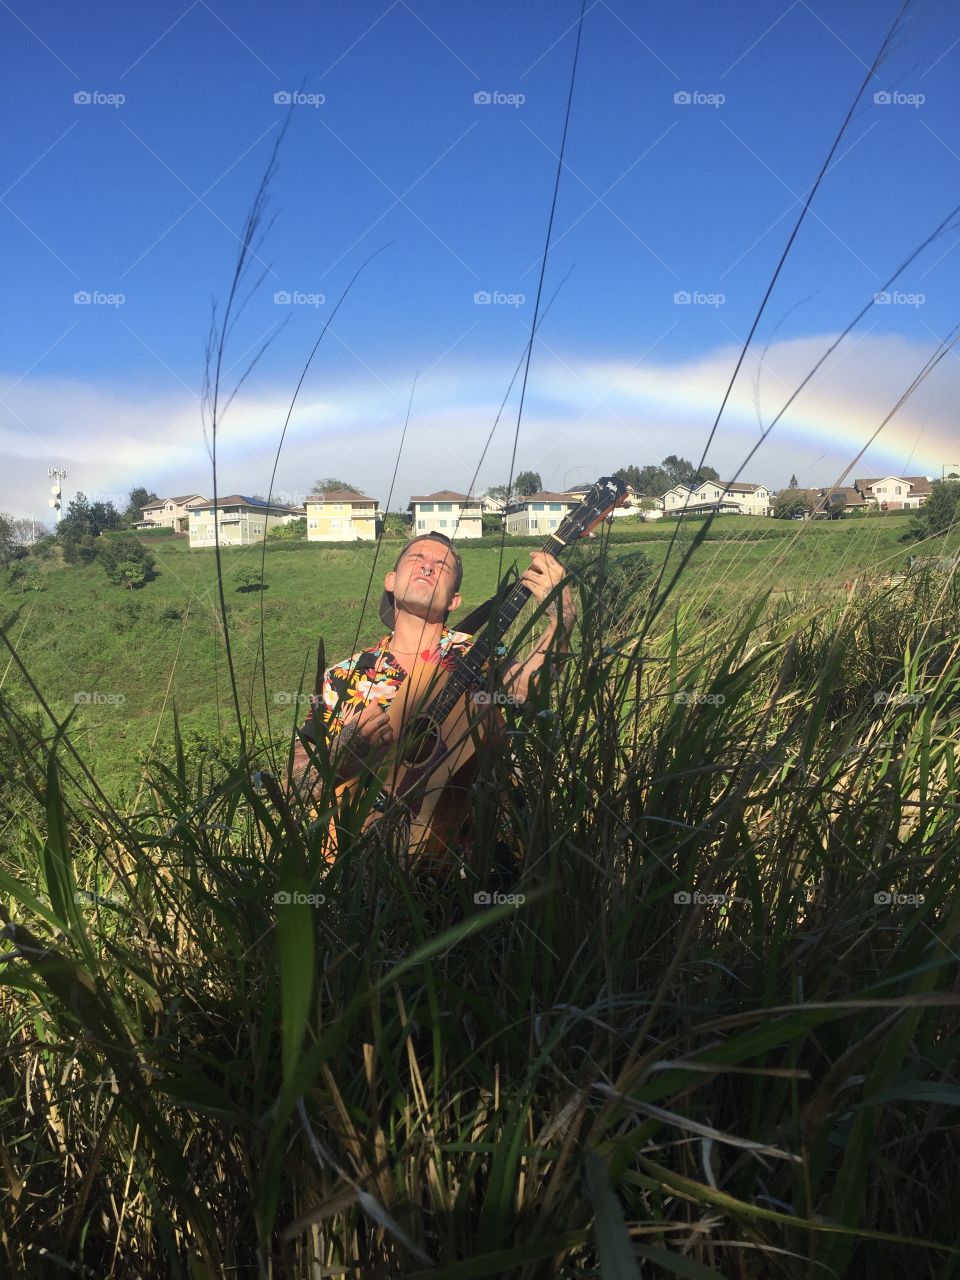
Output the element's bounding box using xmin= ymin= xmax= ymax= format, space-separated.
xmin=288 ymin=699 xmax=394 ymax=802
xmin=502 ymin=561 xmax=576 ymax=704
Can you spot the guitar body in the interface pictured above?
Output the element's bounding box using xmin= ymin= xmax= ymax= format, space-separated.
xmin=330 ymin=658 xmax=504 ymax=862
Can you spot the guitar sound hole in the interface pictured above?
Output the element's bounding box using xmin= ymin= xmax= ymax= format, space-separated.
xmin=402 ymin=716 xmax=441 ymax=767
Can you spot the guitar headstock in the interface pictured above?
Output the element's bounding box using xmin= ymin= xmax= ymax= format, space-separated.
xmin=553 ymin=476 xmax=629 ymax=544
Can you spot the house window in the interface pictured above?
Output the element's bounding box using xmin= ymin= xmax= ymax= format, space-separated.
xmin=331 ymin=519 xmax=341 ymax=529
xmin=417 ymin=520 xmax=425 ymax=530
xmin=533 ymin=502 xmax=545 ymax=511
xmin=439 ymin=519 xmax=448 ymax=528
xmin=549 ymin=502 xmax=562 ymax=511
xmin=308 ymin=520 xmax=317 ymax=529
xmin=549 ymin=519 xmax=558 ymax=528
xmin=438 ymin=502 xmax=452 ymax=512
xmin=420 ymin=503 xmax=434 ymax=512
xmin=896 ymin=485 xmax=902 ymax=495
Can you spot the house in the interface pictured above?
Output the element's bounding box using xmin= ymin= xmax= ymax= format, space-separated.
xmin=662 ymin=480 xmax=770 ymax=517
xmin=854 ymin=476 xmax=932 ymax=510
xmin=188 ymin=495 xmax=300 ymax=547
xmin=480 ymin=494 xmax=506 ymax=515
xmin=407 ymin=491 xmax=483 ymax=539
xmin=803 ymin=486 xmax=867 ymax=516
xmin=305 ymin=490 xmax=379 ymax=541
xmin=135 ymin=494 xmax=208 ymax=533
xmin=505 ymin=492 xmax=580 ymax=536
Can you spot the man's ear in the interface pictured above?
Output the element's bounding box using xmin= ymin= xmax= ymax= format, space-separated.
xmin=385 ymin=569 xmax=396 ymax=593
xmin=449 ymin=590 xmax=462 ymax=614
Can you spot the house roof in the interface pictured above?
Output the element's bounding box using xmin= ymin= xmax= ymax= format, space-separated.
xmin=718 ymin=481 xmax=764 ymax=493
xmin=142 ymin=493 xmax=207 ymax=509
xmin=855 ymin=475 xmax=932 ymax=493
xmin=408 ymin=490 xmax=481 ymax=504
xmin=191 ymin=494 xmax=294 ymax=511
xmin=806 ymin=486 xmax=866 ymax=507
xmin=307 ymin=490 xmax=378 ymax=504
xmin=510 ymin=492 xmax=580 ymax=504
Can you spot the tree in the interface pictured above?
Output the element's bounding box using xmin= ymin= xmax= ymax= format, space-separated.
xmin=233 ymin=564 xmax=263 ymax=592
xmin=514 ymin=470 xmax=542 ymax=496
xmin=0 ymin=513 xmax=16 ymax=568
xmin=7 ymin=562 xmax=41 ymax=593
xmin=124 ymin=486 xmax=159 ymax=524
xmin=268 ymin=517 xmax=306 ymax=540
xmin=789 ymin=473 xmax=798 ymax=488
xmin=95 ymin=533 xmax=155 ymax=588
xmin=10 ymin=517 xmax=47 ymax=547
xmin=828 ymin=491 xmax=847 ymax=520
xmin=59 ymin=492 xmax=123 ymax=541
xmin=902 ymin=480 xmax=960 ymax=543
xmin=772 ymin=488 xmax=812 ymax=519
xmin=310 ymin=478 xmax=361 ymax=495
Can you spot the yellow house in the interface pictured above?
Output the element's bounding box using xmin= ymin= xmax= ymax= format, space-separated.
xmin=505 ymin=492 xmax=580 ymax=536
xmin=407 ymin=491 xmax=483 ymax=539
xmin=306 ymin=490 xmax=379 ymax=541
xmin=188 ymin=495 xmax=298 ymax=547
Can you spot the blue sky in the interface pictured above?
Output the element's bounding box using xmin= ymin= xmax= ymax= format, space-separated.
xmin=3 ymin=0 xmax=960 ymax=521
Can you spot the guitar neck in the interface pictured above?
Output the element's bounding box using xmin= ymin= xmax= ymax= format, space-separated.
xmin=429 ymin=532 xmax=568 ymax=722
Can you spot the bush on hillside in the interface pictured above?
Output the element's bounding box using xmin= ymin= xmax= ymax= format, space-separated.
xmin=94 ymin=534 xmax=156 ymax=589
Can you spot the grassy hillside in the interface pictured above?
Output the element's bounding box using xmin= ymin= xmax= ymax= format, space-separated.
xmin=0 ymin=512 xmax=950 ymax=799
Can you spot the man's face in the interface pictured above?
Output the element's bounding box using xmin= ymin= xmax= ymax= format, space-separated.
xmin=385 ymin=541 xmax=462 ymax=623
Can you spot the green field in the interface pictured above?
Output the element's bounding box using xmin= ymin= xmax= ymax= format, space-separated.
xmin=0 ymin=512 xmax=948 ymax=799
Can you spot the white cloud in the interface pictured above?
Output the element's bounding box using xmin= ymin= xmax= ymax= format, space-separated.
xmin=2 ymin=331 xmax=958 ymax=519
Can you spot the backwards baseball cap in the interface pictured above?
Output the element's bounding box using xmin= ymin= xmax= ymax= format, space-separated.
xmin=379 ymin=532 xmax=464 ymax=629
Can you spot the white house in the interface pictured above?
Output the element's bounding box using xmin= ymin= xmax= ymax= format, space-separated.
xmin=188 ymin=495 xmax=299 ymax=547
xmin=662 ymin=480 xmax=770 ymax=516
xmin=408 ymin=491 xmax=483 ymax=539
xmin=305 ymin=490 xmax=379 ymax=541
xmin=135 ymin=494 xmax=208 ymax=533
xmin=854 ymin=476 xmax=932 ymax=510
xmin=564 ymin=484 xmax=644 ymax=519
xmin=505 ymin=492 xmax=580 ymax=536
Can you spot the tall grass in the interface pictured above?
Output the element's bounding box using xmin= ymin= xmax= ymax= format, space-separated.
xmin=2 ymin=563 xmax=959 ymax=1277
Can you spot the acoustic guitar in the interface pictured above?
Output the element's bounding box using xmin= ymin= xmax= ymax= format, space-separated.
xmin=321 ymin=477 xmax=628 ymax=861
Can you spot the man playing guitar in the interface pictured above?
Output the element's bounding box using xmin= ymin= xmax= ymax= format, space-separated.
xmin=287 ymin=531 xmax=575 ymax=859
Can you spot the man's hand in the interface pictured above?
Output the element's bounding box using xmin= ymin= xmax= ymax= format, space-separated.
xmin=333 ymin=700 xmax=395 ymax=779
xmin=521 ymin=551 xmax=576 ymax=633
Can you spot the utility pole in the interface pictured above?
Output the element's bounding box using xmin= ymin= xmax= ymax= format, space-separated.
xmin=48 ymin=467 xmax=67 ymax=525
